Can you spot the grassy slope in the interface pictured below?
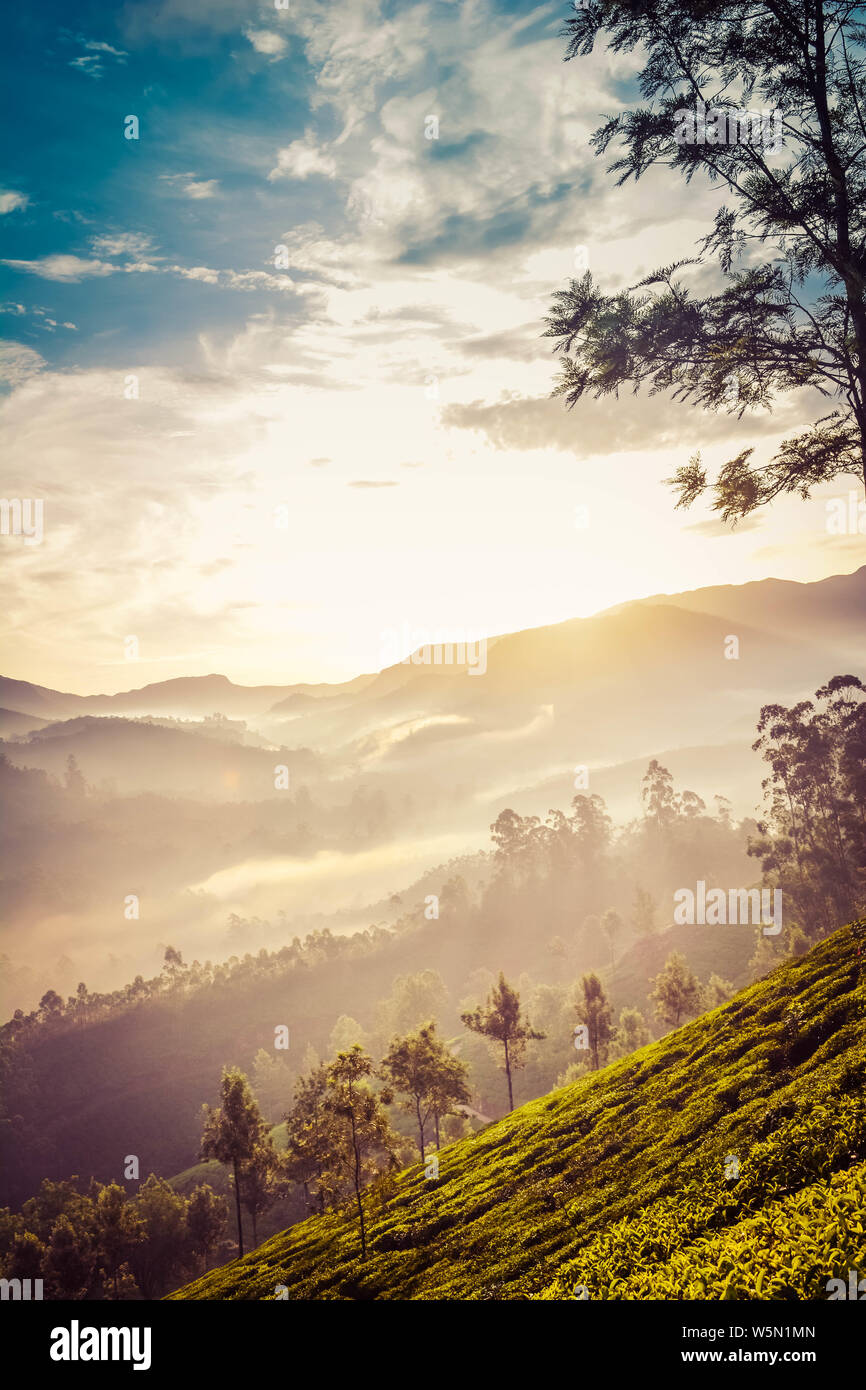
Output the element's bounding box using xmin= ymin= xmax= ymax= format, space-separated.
xmin=171 ymin=920 xmax=866 ymax=1301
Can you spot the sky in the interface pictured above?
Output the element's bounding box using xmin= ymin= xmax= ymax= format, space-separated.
xmin=1 ymin=0 xmax=864 ymax=695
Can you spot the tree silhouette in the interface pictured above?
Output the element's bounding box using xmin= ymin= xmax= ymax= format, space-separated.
xmin=547 ymin=1 xmax=866 ymax=519
xmin=379 ymin=1021 xmax=470 ymax=1161
xmin=575 ymin=972 xmax=616 ymax=1070
xmin=200 ymin=1067 xmax=267 ymax=1260
xmin=461 ymin=973 xmax=544 ymax=1111
xmin=650 ymin=951 xmax=704 ymax=1029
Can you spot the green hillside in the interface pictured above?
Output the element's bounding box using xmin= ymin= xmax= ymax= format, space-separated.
xmin=172 ymin=919 xmax=866 ymax=1301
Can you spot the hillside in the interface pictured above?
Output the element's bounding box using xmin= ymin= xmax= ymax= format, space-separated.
xmin=172 ymin=919 xmax=866 ymax=1300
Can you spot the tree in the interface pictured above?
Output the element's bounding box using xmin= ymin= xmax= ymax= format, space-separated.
xmin=650 ymin=951 xmax=704 ymax=1030
xmin=749 ymin=677 xmax=866 ymax=934
xmin=283 ymin=1064 xmax=338 ymax=1216
xmin=600 ymin=907 xmax=623 ymax=965
xmin=64 ymin=754 xmax=87 ymax=797
xmin=574 ymin=973 xmax=616 ymax=1071
xmin=641 ymin=760 xmax=678 ymax=830
xmin=610 ymin=1006 xmax=651 ymax=1060
xmin=128 ymin=1175 xmax=189 ymax=1299
xmin=200 ymin=1067 xmax=268 ymax=1260
xmin=250 ymin=1047 xmax=292 ymax=1125
xmin=705 ymin=972 xmax=736 ymax=1007
xmin=322 ymin=1046 xmax=398 ymax=1260
xmin=94 ymin=1182 xmax=142 ymax=1299
xmin=43 ymin=1215 xmax=94 ymax=1300
xmin=328 ymin=1015 xmax=369 ymax=1056
xmin=374 ymin=970 xmax=448 ymax=1042
xmin=379 ymin=1022 xmax=471 ymax=1160
xmin=240 ymin=1138 xmax=278 ymax=1250
xmin=8 ymin=1228 xmax=45 ymax=1282
xmin=548 ymin=1 xmax=866 ymax=518
xmin=461 ymin=973 xmax=545 ymax=1111
xmin=161 ymin=946 xmax=185 ymax=992
xmin=186 ymin=1184 xmax=227 ymax=1274
xmin=37 ymin=990 xmax=64 ymax=1024
xmin=632 ymin=886 xmax=658 ymax=937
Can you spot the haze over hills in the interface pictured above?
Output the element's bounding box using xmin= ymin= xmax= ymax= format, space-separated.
xmin=1 ymin=565 xmax=864 ymax=1016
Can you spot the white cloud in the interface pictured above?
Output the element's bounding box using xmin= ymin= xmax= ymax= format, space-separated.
xmin=170 ymin=264 xmax=309 ymax=294
xmin=69 ymin=36 xmax=128 ymax=78
xmin=83 ymin=40 xmax=127 ymax=57
xmin=91 ymin=232 xmax=157 ymax=258
xmin=160 ymin=173 xmax=220 ymax=200
xmin=269 ymin=133 xmax=337 ymax=182
xmin=0 ymin=255 xmax=116 ymax=283
xmin=0 ymin=190 xmax=29 ymax=215
xmin=0 ymin=340 xmax=45 ymax=385
xmin=244 ymin=29 xmax=288 ymax=58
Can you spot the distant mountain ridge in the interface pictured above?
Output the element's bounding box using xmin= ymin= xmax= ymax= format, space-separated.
xmin=2 ymin=565 xmax=864 ymax=725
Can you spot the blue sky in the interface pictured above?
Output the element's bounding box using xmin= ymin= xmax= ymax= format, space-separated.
xmin=1 ymin=0 xmax=863 ymax=693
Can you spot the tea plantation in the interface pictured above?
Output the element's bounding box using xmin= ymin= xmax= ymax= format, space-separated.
xmin=172 ymin=920 xmax=866 ymax=1300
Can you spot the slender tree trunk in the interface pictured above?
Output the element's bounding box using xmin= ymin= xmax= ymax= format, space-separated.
xmin=251 ymin=1209 xmax=258 ymax=1249
xmin=504 ymin=1038 xmax=514 ymax=1111
xmin=350 ymin=1113 xmax=366 ymax=1259
xmin=415 ymin=1096 xmax=425 ymax=1162
xmin=434 ymin=1111 xmax=441 ymax=1149
xmin=233 ymin=1158 xmax=244 ymax=1259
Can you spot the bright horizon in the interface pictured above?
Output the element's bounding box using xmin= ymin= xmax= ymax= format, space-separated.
xmin=4 ymin=556 xmax=865 ymax=698
xmin=2 ymin=0 xmax=865 ymax=695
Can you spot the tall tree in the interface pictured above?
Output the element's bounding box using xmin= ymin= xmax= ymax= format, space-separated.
xmin=94 ymin=1182 xmax=142 ymax=1299
xmin=610 ymin=1006 xmax=651 ymax=1060
xmin=547 ymin=0 xmax=866 ymax=518
xmin=240 ymin=1138 xmax=278 ymax=1250
xmin=641 ymin=760 xmax=679 ymax=830
xmin=632 ymin=886 xmax=658 ymax=937
xmin=186 ymin=1184 xmax=227 ymax=1274
xmin=128 ymin=1175 xmax=189 ymax=1299
xmin=575 ymin=973 xmax=616 ymax=1071
xmin=600 ymin=907 xmax=623 ymax=966
xmin=322 ymin=1046 xmax=398 ymax=1260
xmin=379 ymin=1022 xmax=470 ymax=1161
xmin=650 ymin=951 xmax=705 ymax=1030
xmin=750 ymin=675 xmax=866 ymax=933
xmin=461 ymin=973 xmax=545 ymax=1111
xmin=283 ymin=1064 xmax=339 ymax=1216
xmin=200 ymin=1067 xmax=268 ymax=1260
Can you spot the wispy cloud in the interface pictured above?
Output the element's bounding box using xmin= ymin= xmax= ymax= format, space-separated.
xmin=0 ymin=190 xmax=29 ymax=215
xmin=244 ymin=29 xmax=288 ymax=59
xmin=1 ymin=255 xmax=117 ymax=282
xmin=69 ymin=37 xmax=128 ymax=79
xmin=160 ymin=173 xmax=220 ymax=200
xmin=0 ymin=339 xmax=45 ymax=385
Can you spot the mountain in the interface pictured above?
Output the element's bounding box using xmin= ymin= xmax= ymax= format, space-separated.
xmin=615 ymin=564 xmax=866 ymax=644
xmin=0 ymin=707 xmax=49 ymax=739
xmin=172 ymin=918 xmax=866 ymax=1301
xmin=0 ymin=672 xmax=377 ymax=723
xmin=0 ymin=715 xmax=322 ymax=798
